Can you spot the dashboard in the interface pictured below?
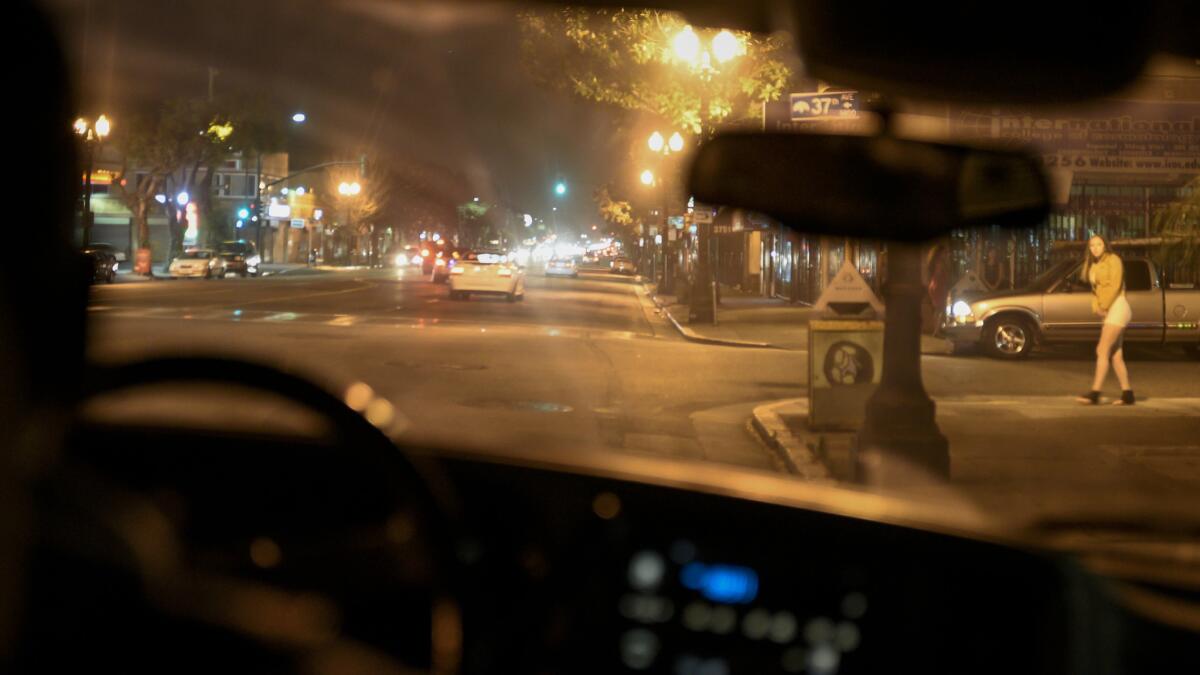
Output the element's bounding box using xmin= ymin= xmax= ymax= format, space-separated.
xmin=37 ymin=422 xmax=1199 ymax=675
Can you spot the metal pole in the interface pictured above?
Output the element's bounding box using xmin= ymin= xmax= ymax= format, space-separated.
xmin=254 ymin=154 xmax=264 ymax=257
xmin=855 ymin=243 xmax=950 ymax=482
xmin=82 ymin=138 xmax=95 ymax=247
xmin=688 ymin=87 xmax=716 ymax=324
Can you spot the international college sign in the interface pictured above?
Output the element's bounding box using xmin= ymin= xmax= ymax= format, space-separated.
xmin=949 ymin=102 xmax=1200 ymax=176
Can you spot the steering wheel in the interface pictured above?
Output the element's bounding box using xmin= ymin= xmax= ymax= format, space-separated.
xmin=32 ymin=356 xmax=464 ymax=674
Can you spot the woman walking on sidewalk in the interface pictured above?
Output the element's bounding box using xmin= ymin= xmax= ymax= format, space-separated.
xmin=1076 ymin=234 xmax=1135 ymax=405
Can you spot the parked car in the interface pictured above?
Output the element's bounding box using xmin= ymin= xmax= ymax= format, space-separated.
xmin=87 ymin=242 xmax=126 ymax=262
xmin=81 ymin=245 xmax=118 ymax=284
xmin=449 ymin=250 xmax=525 ymax=301
xmin=216 ymin=240 xmax=261 ymax=277
xmin=609 ymin=256 xmax=636 ymax=275
xmin=168 ymin=249 xmax=228 ymax=279
xmin=943 ymin=257 xmax=1200 ymax=359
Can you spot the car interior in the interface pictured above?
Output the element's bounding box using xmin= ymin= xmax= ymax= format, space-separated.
xmin=5 ymin=1 xmax=1200 ymax=674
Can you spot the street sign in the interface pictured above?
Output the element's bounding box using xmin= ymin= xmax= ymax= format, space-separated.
xmin=290 ymin=218 xmax=306 ymax=229
xmin=789 ymin=91 xmax=858 ymax=122
xmin=693 ymin=205 xmax=714 ymax=225
xmin=814 ymin=260 xmax=885 ymax=316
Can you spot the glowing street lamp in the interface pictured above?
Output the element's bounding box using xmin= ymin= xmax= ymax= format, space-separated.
xmin=73 ymin=113 xmax=112 ymax=246
xmin=338 ymin=181 xmax=362 ymax=196
xmin=640 ymin=169 xmax=655 ymax=186
xmin=648 ymin=131 xmax=665 ymax=153
xmin=711 ymin=30 xmax=742 ymax=63
xmin=668 ymin=132 xmax=685 ymax=153
xmin=672 ymin=26 xmax=701 ymax=64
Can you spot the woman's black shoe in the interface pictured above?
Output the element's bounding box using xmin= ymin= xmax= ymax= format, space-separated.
xmin=1113 ymin=390 xmax=1135 ymax=406
xmin=1075 ymin=390 xmax=1101 ymax=405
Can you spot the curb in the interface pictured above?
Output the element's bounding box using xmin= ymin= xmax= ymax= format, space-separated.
xmin=640 ymin=282 xmax=781 ymax=350
xmin=749 ymin=398 xmax=834 ymax=481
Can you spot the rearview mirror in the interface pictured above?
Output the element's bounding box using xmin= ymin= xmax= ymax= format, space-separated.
xmin=687 ymin=132 xmax=1050 ymax=242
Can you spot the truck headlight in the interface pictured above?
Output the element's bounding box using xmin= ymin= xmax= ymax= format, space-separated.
xmin=951 ymin=300 xmax=974 ymax=322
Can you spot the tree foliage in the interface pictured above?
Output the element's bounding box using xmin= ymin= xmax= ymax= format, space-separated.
xmin=1151 ymin=176 xmax=1200 ymax=284
xmin=594 ymin=185 xmax=634 ymax=228
xmin=111 ymin=96 xmax=283 ymax=257
xmin=518 ymin=8 xmax=792 ymax=136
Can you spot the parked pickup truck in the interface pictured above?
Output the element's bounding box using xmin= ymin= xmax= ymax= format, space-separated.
xmin=943 ymin=257 xmax=1200 ymax=359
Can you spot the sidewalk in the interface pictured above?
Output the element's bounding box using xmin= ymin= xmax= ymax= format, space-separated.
xmin=646 ymin=282 xmax=952 ymax=354
xmin=751 ymin=395 xmax=1200 ymax=521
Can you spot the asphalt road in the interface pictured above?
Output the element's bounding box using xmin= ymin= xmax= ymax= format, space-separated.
xmin=86 ymin=266 xmax=1200 ymax=522
xmin=87 ymin=267 xmax=797 ymax=472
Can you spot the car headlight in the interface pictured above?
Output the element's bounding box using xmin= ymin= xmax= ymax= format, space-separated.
xmin=111 ymin=262 xmax=119 ymax=272
xmin=951 ymin=300 xmax=974 ymax=321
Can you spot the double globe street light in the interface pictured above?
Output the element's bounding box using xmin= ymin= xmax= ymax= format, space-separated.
xmin=670 ymin=25 xmax=744 ymax=323
xmin=74 ymin=114 xmax=112 ymax=247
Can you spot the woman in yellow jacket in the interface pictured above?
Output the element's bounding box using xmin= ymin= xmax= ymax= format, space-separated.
xmin=1076 ymin=234 xmax=1135 ymax=405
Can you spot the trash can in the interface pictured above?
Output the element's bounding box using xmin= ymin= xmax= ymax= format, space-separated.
xmin=809 ymin=319 xmax=884 ymax=431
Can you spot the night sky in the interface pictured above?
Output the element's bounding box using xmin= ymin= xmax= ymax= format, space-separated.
xmin=44 ymin=0 xmax=630 ymax=231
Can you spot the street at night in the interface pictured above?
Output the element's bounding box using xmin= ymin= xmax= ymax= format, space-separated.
xmin=12 ymin=1 xmax=1200 ymax=671
xmin=87 ymin=267 xmax=1200 ymax=520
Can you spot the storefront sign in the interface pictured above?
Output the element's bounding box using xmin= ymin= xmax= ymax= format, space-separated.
xmin=950 ymin=102 xmax=1200 ymax=175
xmin=290 ymin=218 xmax=306 ymax=229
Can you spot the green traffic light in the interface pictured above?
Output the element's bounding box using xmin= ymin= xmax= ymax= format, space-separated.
xmin=237 ymin=207 xmax=251 ymax=219
xmin=554 ymin=182 xmax=567 ymax=196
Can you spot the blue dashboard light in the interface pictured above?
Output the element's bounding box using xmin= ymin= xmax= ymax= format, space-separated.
xmin=679 ymin=562 xmax=759 ymax=604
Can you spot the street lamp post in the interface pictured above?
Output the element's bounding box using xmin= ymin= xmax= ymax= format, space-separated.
xmin=674 ymin=26 xmax=742 ymax=325
xmin=74 ymin=114 xmax=111 ymax=247
xmin=338 ymin=180 xmax=362 ymax=264
xmin=646 ymin=130 xmax=685 ymax=291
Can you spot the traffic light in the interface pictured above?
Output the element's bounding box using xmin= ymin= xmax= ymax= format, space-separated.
xmin=237 ymin=206 xmax=251 ymax=220
xmin=554 ymin=181 xmax=567 ymax=196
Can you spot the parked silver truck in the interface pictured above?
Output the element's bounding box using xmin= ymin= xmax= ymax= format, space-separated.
xmin=943 ymin=257 xmax=1200 ymax=359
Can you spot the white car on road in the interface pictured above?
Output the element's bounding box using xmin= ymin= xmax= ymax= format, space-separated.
xmin=168 ymin=249 xmax=228 ymax=279
xmin=449 ymin=251 xmax=525 ymax=302
xmin=544 ymin=257 xmax=579 ymax=278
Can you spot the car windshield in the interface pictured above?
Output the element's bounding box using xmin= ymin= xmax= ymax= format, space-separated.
xmin=57 ymin=0 xmax=1200 ymax=538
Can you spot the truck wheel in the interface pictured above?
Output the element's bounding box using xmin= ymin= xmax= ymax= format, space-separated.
xmin=983 ymin=316 xmax=1035 ymax=359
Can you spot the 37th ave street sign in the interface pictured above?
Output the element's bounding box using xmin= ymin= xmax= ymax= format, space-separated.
xmin=789 ymin=91 xmax=858 ymax=121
